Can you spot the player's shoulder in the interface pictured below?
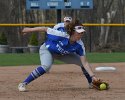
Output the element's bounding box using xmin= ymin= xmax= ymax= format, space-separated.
xmin=76 ymin=39 xmax=84 ymax=46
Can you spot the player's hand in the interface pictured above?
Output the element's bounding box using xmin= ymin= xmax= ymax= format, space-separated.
xmin=92 ymin=76 xmax=100 ymax=82
xmin=22 ymin=28 xmax=31 ymax=35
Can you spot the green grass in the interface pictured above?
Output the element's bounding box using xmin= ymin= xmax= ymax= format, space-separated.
xmin=0 ymin=53 xmax=40 ymax=66
xmin=86 ymin=52 xmax=125 ymax=63
xmin=0 ymin=52 xmax=125 ymax=66
xmin=0 ymin=53 xmax=63 ymax=66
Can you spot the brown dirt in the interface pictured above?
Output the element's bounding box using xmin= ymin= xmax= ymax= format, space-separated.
xmin=0 ymin=63 xmax=125 ymax=100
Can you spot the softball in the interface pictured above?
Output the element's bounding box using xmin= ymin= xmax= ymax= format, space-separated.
xmin=100 ymin=83 xmax=106 ymax=90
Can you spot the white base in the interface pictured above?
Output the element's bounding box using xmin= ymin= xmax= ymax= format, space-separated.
xmin=95 ymin=66 xmax=116 ymax=71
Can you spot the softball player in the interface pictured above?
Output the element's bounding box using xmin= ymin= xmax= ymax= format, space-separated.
xmin=53 ymin=16 xmax=72 ymax=32
xmin=18 ymin=19 xmax=98 ymax=92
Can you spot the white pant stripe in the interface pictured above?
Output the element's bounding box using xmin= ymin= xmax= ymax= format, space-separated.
xmin=32 ymin=70 xmax=39 ymax=78
xmin=31 ymin=73 xmax=35 ymax=79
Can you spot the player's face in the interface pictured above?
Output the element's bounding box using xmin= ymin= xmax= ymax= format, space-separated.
xmin=64 ymin=21 xmax=71 ymax=27
xmin=73 ymin=31 xmax=84 ymax=41
xmin=70 ymin=31 xmax=84 ymax=42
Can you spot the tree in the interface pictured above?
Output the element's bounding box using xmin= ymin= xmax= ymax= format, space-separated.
xmin=0 ymin=0 xmax=125 ymax=52
xmin=0 ymin=33 xmax=7 ymax=45
xmin=29 ymin=33 xmax=38 ymax=46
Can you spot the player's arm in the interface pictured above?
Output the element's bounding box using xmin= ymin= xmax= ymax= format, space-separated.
xmin=22 ymin=27 xmax=48 ymax=34
xmin=76 ymin=41 xmax=95 ymax=78
xmin=22 ymin=27 xmax=69 ymax=38
xmin=80 ymin=56 xmax=97 ymax=81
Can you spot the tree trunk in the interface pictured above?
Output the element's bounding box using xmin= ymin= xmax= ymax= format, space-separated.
xmin=99 ymin=18 xmax=105 ymax=47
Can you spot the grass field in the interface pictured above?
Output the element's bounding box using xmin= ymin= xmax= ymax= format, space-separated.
xmin=0 ymin=52 xmax=125 ymax=66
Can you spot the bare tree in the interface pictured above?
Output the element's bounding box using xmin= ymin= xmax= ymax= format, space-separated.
xmin=0 ymin=0 xmax=125 ymax=51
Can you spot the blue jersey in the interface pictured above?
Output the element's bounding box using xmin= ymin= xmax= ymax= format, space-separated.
xmin=53 ymin=23 xmax=67 ymax=32
xmin=45 ymin=28 xmax=86 ymax=56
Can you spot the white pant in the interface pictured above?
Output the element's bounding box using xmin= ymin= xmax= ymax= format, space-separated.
xmin=39 ymin=43 xmax=83 ymax=72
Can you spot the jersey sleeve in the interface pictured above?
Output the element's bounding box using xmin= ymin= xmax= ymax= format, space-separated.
xmin=76 ymin=40 xmax=86 ymax=56
xmin=53 ymin=23 xmax=66 ymax=33
xmin=47 ymin=28 xmax=69 ymax=38
xmin=53 ymin=24 xmax=60 ymax=30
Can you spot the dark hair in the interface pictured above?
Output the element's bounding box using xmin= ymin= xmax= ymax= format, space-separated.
xmin=66 ymin=19 xmax=83 ymax=36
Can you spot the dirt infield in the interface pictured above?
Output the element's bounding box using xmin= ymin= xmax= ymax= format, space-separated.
xmin=0 ymin=63 xmax=125 ymax=100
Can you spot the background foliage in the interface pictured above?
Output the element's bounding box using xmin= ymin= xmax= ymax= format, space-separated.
xmin=0 ymin=0 xmax=125 ymax=52
xmin=29 ymin=33 xmax=38 ymax=46
xmin=0 ymin=33 xmax=7 ymax=45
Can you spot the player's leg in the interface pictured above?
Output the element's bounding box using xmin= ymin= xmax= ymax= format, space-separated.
xmin=18 ymin=44 xmax=53 ymax=91
xmin=54 ymin=53 xmax=92 ymax=87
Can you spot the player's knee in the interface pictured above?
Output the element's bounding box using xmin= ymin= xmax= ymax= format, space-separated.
xmin=42 ymin=65 xmax=51 ymax=72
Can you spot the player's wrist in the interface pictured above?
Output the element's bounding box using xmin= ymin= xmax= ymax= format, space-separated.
xmin=91 ymin=75 xmax=96 ymax=81
xmin=91 ymin=75 xmax=95 ymax=78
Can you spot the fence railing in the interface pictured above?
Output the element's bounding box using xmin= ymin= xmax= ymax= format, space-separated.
xmin=0 ymin=23 xmax=125 ymax=26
